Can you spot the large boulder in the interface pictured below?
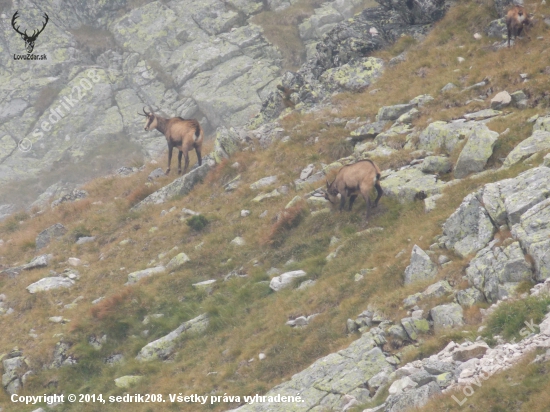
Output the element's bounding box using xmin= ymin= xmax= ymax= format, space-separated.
xmin=482 ymin=167 xmax=550 ymax=226
xmin=26 ymin=277 xmax=75 ymax=294
xmin=381 ymin=167 xmax=445 ymax=203
xmin=418 ymin=121 xmax=479 ymax=153
xmin=2 ymin=354 xmax=30 ymax=395
xmin=270 ymin=270 xmax=307 ymax=291
xmin=320 ymin=57 xmax=385 ymax=92
xmin=131 ymin=161 xmax=214 ymax=211
xmin=503 ymin=130 xmax=550 ymax=167
xmin=384 ymin=381 xmax=442 ymax=412
xmin=127 ymin=266 xmax=166 ymax=284
xmin=166 ymin=253 xmax=190 ymax=272
xmin=430 ymin=303 xmax=464 ymax=332
xmin=420 ymin=156 xmax=452 ymax=174
xmin=35 ymin=223 xmax=67 ymax=250
xmin=212 ymin=127 xmax=243 ymax=163
xmin=403 ymin=245 xmax=437 ymax=285
xmin=512 ymin=197 xmax=550 ymax=281
xmin=441 ymin=191 xmax=496 ymax=257
xmin=376 ymin=103 xmax=415 ymax=122
xmin=454 ymin=126 xmax=498 ymax=178
xmin=466 ymin=240 xmax=533 ymax=302
xmin=136 ymin=313 xmax=209 ymax=361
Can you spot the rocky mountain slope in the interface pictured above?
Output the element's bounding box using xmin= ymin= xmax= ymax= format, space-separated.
xmin=3 ymin=0 xmax=550 ymax=411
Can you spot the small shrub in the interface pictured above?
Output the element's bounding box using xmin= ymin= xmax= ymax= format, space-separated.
xmin=126 ymin=185 xmax=155 ymax=206
xmin=70 ymin=224 xmax=91 ymax=241
xmin=187 ymin=215 xmax=209 ymax=232
xmin=483 ymin=296 xmax=550 ymax=343
xmin=326 ymin=139 xmax=354 ymax=161
xmin=261 ymin=204 xmax=304 ymax=246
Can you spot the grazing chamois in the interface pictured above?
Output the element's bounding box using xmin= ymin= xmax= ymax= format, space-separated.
xmin=323 ymin=159 xmax=383 ymax=220
xmin=506 ymin=5 xmax=531 ymax=47
xmin=139 ymin=107 xmax=203 ymax=175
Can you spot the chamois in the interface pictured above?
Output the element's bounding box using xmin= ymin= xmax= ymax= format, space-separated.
xmin=323 ymin=159 xmax=383 ymax=220
xmin=139 ymin=107 xmax=203 ymax=175
xmin=506 ymin=5 xmax=531 ymax=47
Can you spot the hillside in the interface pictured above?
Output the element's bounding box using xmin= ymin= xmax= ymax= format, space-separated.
xmin=3 ymin=0 xmax=550 ymax=411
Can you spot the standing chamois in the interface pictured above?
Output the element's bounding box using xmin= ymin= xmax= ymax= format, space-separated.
xmin=506 ymin=5 xmax=531 ymax=47
xmin=323 ymin=159 xmax=383 ymax=220
xmin=139 ymin=107 xmax=203 ymax=175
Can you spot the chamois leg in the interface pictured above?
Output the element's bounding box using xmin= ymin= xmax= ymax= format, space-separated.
xmin=362 ymin=193 xmax=371 ymax=220
xmin=166 ymin=145 xmax=173 ymax=175
xmin=182 ymin=150 xmax=190 ymax=175
xmin=507 ymin=27 xmax=512 ymax=47
xmin=196 ymin=147 xmax=202 ymax=166
xmin=177 ymin=150 xmax=183 ymax=175
xmin=373 ymin=182 xmax=383 ymax=208
xmin=339 ymin=194 xmax=346 ymax=212
xmin=348 ymin=194 xmax=358 ymax=211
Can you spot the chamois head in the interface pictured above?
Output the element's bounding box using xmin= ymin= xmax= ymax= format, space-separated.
xmin=323 ymin=179 xmax=339 ymax=204
xmin=138 ymin=107 xmax=157 ymax=131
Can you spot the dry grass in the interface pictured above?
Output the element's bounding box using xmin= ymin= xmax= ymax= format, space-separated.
xmin=3 ymin=0 xmax=550 ymax=410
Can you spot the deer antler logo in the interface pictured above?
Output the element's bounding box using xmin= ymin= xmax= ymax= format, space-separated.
xmin=11 ymin=11 xmax=49 ymax=54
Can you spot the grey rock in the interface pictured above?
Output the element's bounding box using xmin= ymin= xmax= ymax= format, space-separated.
xmin=466 ymin=241 xmax=533 ymax=302
xmin=320 ymin=57 xmax=385 ymax=92
xmin=442 ymin=191 xmax=496 ymax=257
xmin=490 ymin=91 xmax=511 ymax=109
xmin=401 ymin=317 xmax=430 ymax=340
xmin=504 ymin=130 xmax=550 ymax=167
xmin=21 ymin=254 xmax=52 ymax=271
xmin=430 ymin=303 xmax=464 ymax=332
xmin=454 ymin=126 xmax=498 ymax=178
xmin=409 ymin=370 xmax=436 ymax=386
xmin=148 ymin=168 xmax=165 ymax=181
xmin=376 ymin=104 xmax=415 ymax=122
xmin=418 ymin=121 xmax=480 ymax=153
xmin=75 ymin=236 xmax=95 ymax=245
xmin=404 ymin=245 xmax=437 ymax=285
xmin=420 ymin=156 xmax=452 ymax=174
xmin=385 ymin=381 xmax=441 ymax=412
xmin=403 ymin=293 xmax=422 ymax=308
xmin=350 ymin=121 xmax=388 ymax=141
xmin=441 ymin=83 xmax=457 ymax=92
xmin=132 ymin=162 xmax=213 ymax=210
xmin=126 ymin=266 xmax=166 ymax=284
xmin=166 ymin=253 xmax=190 ymax=272
xmin=36 ymin=223 xmax=67 ymax=250
xmin=270 ymin=270 xmax=307 ymax=291
xmin=452 ymin=342 xmax=489 ymax=361
xmin=50 ymin=342 xmax=76 ymax=369
xmin=378 ymin=0 xmax=447 ymax=24
xmin=27 ymin=277 xmax=75 ymax=294
xmin=512 ymin=196 xmax=550 ymax=281
xmin=136 ymin=313 xmax=208 ymax=361
xmin=51 ymin=189 xmax=88 ymax=208
xmin=422 ymin=280 xmax=453 ymax=299
xmin=456 ymin=287 xmax=485 ymax=307
xmin=381 ymin=168 xmax=444 ymax=203
xmin=485 ymin=18 xmax=507 ymax=39
xmin=423 ymin=359 xmax=455 ymax=375
xmin=250 ymin=175 xmax=278 ymax=190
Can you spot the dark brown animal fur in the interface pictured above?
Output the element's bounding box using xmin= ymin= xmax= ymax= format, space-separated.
xmin=323 ymin=159 xmax=383 ymax=219
xmin=506 ymin=5 xmax=531 ymax=47
xmin=139 ymin=107 xmax=203 ymax=175
xmin=277 ymin=84 xmax=296 ymax=108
